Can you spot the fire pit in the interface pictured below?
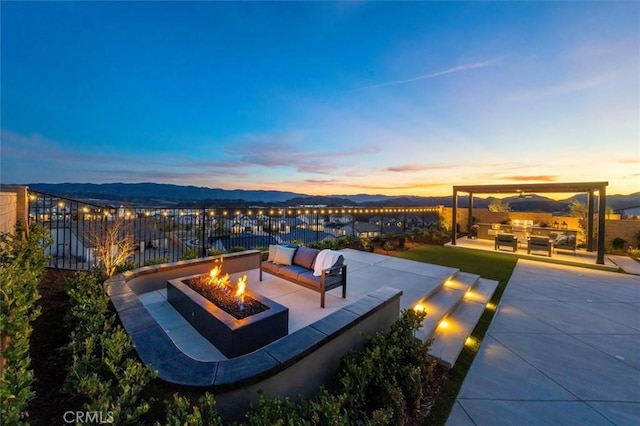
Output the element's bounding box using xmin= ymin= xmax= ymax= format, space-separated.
xmin=167 ymin=259 xmax=288 ymax=358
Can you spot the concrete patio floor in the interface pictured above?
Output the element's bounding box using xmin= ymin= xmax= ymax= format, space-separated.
xmin=447 ymin=259 xmax=640 ymax=425
xmin=446 ymin=237 xmax=621 ymax=270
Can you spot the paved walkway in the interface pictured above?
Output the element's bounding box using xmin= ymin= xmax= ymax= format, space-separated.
xmin=447 ymin=259 xmax=640 ymax=425
xmin=609 ymin=255 xmax=640 ymax=275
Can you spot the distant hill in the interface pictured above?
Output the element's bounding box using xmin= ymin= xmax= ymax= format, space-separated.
xmin=27 ymin=182 xmax=306 ymax=204
xmin=24 ymin=182 xmax=639 ymax=211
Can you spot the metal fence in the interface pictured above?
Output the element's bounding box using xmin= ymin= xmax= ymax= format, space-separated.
xmin=27 ymin=190 xmax=442 ymax=271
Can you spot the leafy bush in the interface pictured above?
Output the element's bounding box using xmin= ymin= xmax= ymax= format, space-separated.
xmin=180 ymin=248 xmax=200 ymax=260
xmin=0 ymin=223 xmax=52 ymax=424
xmin=244 ymin=389 xmax=348 ymax=426
xmin=231 ymin=246 xmax=247 ymax=252
xmin=337 ymin=309 xmax=434 ymax=425
xmin=158 ymin=393 xmax=222 ymax=426
xmin=612 ymin=237 xmax=627 ymax=250
xmin=62 ymin=270 xmax=157 ymax=424
xmin=628 ymin=247 xmax=640 ymax=260
xmin=308 ymin=239 xmax=346 ymax=250
xmin=144 ymin=257 xmax=171 ymax=266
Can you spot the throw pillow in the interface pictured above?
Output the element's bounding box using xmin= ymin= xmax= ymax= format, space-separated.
xmin=293 ymin=246 xmax=320 ymax=270
xmin=273 ymin=246 xmax=296 ymax=266
xmin=267 ymin=244 xmax=278 ymax=262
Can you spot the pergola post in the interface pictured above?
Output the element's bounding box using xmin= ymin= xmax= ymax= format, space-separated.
xmin=467 ymin=193 xmax=473 ymax=238
xmin=587 ymin=190 xmax=595 ymax=252
xmin=597 ymin=186 xmax=606 ymax=264
xmin=451 ymin=190 xmax=458 ymax=245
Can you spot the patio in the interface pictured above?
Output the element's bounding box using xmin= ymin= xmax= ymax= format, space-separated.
xmin=135 ymin=248 xmax=496 ymax=368
xmin=446 ymin=237 xmax=621 ymax=271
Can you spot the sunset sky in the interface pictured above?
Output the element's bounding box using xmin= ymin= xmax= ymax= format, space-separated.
xmin=1 ymin=1 xmax=638 ymax=197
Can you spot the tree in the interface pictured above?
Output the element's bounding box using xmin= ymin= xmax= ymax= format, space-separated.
xmin=488 ymin=198 xmax=510 ymax=212
xmin=89 ymin=216 xmax=135 ymax=277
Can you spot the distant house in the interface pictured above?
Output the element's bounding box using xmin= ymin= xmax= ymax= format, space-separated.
xmin=369 ymin=215 xmax=403 ymax=227
xmin=296 ymin=214 xmax=325 ymax=231
xmin=324 ymin=222 xmax=349 ymax=237
xmin=342 ymin=221 xmax=380 ymax=239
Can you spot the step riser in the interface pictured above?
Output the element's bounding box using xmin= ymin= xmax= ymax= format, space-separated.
xmin=426 ymin=278 xmax=499 ymax=368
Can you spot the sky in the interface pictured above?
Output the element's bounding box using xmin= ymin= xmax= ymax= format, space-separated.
xmin=1 ymin=1 xmax=639 ymax=198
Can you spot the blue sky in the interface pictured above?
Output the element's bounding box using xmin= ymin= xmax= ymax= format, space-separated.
xmin=1 ymin=1 xmax=638 ymax=197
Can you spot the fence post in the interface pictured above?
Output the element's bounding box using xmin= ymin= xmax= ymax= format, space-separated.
xmin=201 ymin=208 xmax=207 ymax=258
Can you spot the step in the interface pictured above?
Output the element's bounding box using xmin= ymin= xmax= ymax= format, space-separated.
xmin=427 ymin=278 xmax=499 ymax=368
xmin=414 ymin=271 xmax=480 ymax=341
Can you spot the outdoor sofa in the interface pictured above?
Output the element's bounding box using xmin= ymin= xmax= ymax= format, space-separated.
xmin=261 ymin=244 xmax=347 ymax=308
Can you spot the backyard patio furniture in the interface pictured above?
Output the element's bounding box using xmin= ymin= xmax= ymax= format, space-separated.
xmin=527 ymin=236 xmax=552 ymax=257
xmin=261 ymin=244 xmax=347 ymax=308
xmin=551 ymin=231 xmax=578 ymax=254
xmin=495 ymin=234 xmax=517 ymax=252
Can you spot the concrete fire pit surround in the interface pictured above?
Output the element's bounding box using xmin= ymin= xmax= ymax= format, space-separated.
xmin=166 ymin=273 xmax=289 ymax=358
xmin=104 ymin=250 xmax=402 ymax=419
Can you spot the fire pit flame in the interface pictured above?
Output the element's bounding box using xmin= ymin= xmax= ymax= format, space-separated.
xmin=235 ymin=275 xmax=247 ymax=301
xmin=207 ymin=258 xmax=248 ymax=308
xmin=208 ymin=259 xmax=231 ymax=288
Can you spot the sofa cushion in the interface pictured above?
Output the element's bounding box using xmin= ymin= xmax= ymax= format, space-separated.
xmin=273 ymin=246 xmax=297 ymax=266
xmin=293 ymin=246 xmax=320 ymax=270
xmin=278 ymin=265 xmax=309 ymax=281
xmin=261 ymin=260 xmax=281 ymax=274
xmin=296 ymin=271 xmax=321 ymax=288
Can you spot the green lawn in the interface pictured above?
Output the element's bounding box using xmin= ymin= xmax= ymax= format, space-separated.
xmin=395 ymin=245 xmax=518 ymax=425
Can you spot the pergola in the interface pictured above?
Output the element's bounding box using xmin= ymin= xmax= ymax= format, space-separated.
xmin=451 ymin=182 xmax=608 ymax=264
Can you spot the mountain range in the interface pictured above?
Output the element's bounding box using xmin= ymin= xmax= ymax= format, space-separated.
xmin=23 ymin=182 xmax=640 ymax=212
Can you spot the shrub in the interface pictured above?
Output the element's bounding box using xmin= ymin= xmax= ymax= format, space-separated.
xmin=62 ymin=270 xmax=156 ymax=424
xmin=180 ymin=248 xmax=200 ymax=260
xmin=398 ymin=235 xmax=407 ymax=248
xmin=244 ymin=389 xmax=348 ymax=426
xmin=308 ymin=239 xmax=346 ymax=250
xmin=612 ymin=237 xmax=627 ymax=250
xmin=144 ymin=257 xmax=171 ymax=266
xmin=337 ymin=309 xmax=434 ymax=425
xmin=158 ymin=393 xmax=222 ymax=426
xmin=231 ymin=246 xmax=247 ymax=252
xmin=0 ymin=223 xmax=52 ymax=424
xmin=628 ymin=247 xmax=640 ymax=260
